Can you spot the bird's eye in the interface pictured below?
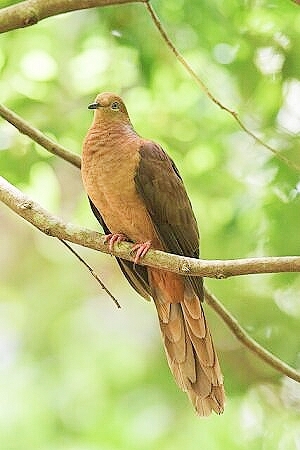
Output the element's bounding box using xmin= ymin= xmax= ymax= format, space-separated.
xmin=111 ymin=101 xmax=120 ymax=110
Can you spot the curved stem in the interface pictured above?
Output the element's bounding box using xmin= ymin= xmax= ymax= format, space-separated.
xmin=145 ymin=2 xmax=300 ymax=173
xmin=204 ymin=287 xmax=300 ymax=382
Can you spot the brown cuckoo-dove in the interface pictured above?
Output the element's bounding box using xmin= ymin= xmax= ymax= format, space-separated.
xmin=81 ymin=92 xmax=225 ymax=416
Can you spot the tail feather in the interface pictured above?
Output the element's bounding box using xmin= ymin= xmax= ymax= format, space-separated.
xmin=183 ymin=287 xmax=204 ymax=320
xmin=150 ymin=269 xmax=225 ymax=416
xmin=164 ymin=335 xmax=196 ymax=388
xmin=157 ymin=302 xmax=171 ymax=323
xmin=162 ymin=303 xmax=184 ymax=342
xmin=162 ymin=327 xmax=186 ymax=364
xmin=182 ymin=304 xmax=207 ymax=339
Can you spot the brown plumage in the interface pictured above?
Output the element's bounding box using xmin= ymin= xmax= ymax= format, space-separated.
xmin=81 ymin=92 xmax=225 ymax=416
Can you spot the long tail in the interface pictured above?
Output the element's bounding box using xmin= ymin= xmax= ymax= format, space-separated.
xmin=149 ymin=269 xmax=225 ymax=416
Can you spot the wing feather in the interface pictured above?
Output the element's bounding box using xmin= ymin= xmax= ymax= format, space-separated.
xmin=134 ymin=142 xmax=203 ymax=299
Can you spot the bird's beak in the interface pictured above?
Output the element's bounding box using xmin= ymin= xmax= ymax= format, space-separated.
xmin=88 ymin=102 xmax=101 ymax=110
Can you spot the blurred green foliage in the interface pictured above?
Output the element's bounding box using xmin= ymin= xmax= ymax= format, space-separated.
xmin=0 ymin=0 xmax=300 ymax=449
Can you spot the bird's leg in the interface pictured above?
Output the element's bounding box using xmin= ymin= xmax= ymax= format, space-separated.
xmin=104 ymin=233 xmax=127 ymax=252
xmin=131 ymin=241 xmax=152 ymax=264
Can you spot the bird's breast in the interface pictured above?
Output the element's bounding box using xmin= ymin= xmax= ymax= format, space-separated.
xmin=82 ymin=132 xmax=161 ymax=246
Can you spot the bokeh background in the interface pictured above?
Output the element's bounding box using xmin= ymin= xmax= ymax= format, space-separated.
xmin=1 ymin=1 xmax=300 ymax=449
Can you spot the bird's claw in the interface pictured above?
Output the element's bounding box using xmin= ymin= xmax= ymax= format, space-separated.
xmin=104 ymin=233 xmax=127 ymax=252
xmin=131 ymin=240 xmax=152 ymax=264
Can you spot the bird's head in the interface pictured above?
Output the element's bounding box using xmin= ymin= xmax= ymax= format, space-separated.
xmin=88 ymin=92 xmax=130 ymax=125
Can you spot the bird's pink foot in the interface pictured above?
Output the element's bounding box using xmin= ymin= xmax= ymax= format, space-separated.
xmin=131 ymin=240 xmax=152 ymax=264
xmin=104 ymin=233 xmax=127 ymax=252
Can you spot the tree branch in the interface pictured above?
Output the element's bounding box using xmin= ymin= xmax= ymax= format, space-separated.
xmin=0 ymin=103 xmax=81 ymax=169
xmin=145 ymin=2 xmax=300 ymax=174
xmin=1 ymin=175 xmax=300 ymax=278
xmin=0 ymin=0 xmax=145 ymax=34
xmin=1 ymin=175 xmax=299 ymax=383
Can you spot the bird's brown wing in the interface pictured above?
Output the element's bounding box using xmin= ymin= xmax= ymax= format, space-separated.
xmin=134 ymin=143 xmax=225 ymax=416
xmin=134 ymin=142 xmax=203 ymax=299
xmin=88 ymin=197 xmax=151 ymax=300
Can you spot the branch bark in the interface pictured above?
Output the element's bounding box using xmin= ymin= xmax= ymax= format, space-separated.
xmin=1 ymin=175 xmax=299 ymax=383
xmin=1 ymin=175 xmax=300 ymax=279
xmin=0 ymin=0 xmax=145 ymax=34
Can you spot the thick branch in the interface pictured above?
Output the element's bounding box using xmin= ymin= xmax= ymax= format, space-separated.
xmin=1 ymin=176 xmax=299 ymax=383
xmin=0 ymin=0 xmax=144 ymax=34
xmin=0 ymin=103 xmax=81 ymax=168
xmin=1 ymin=175 xmax=300 ymax=279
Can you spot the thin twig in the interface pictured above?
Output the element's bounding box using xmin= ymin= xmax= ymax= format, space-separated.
xmin=0 ymin=103 xmax=81 ymax=169
xmin=145 ymin=2 xmax=300 ymax=173
xmin=204 ymin=287 xmax=300 ymax=382
xmin=59 ymin=239 xmax=121 ymax=308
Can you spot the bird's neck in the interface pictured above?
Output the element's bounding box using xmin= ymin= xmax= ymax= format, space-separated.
xmin=87 ymin=120 xmax=139 ymax=148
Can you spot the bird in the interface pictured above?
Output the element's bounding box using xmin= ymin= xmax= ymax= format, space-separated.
xmin=81 ymin=92 xmax=225 ymax=416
